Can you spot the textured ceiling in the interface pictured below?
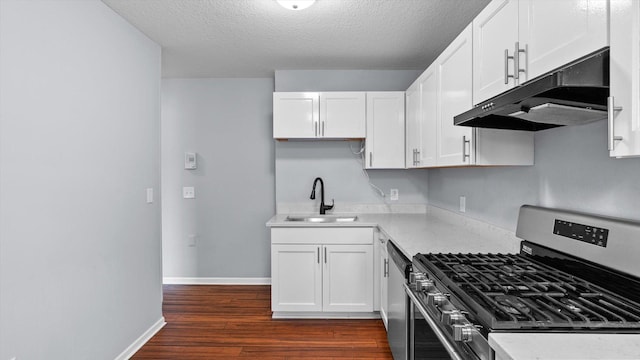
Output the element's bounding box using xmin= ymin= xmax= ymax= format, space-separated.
xmin=101 ymin=0 xmax=491 ymax=78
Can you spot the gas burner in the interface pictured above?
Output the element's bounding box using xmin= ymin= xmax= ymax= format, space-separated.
xmin=495 ymin=295 xmax=531 ymax=315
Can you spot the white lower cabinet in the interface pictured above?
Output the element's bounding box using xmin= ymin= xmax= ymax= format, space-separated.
xmin=271 ymin=227 xmax=374 ymax=316
xmin=377 ymin=235 xmax=389 ymax=329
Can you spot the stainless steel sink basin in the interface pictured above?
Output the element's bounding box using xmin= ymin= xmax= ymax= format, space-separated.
xmin=285 ymin=215 xmax=358 ymax=223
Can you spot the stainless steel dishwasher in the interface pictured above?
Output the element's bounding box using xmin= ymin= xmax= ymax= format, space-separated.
xmin=387 ymin=241 xmax=411 ymax=360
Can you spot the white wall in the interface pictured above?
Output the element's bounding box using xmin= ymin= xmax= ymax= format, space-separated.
xmin=161 ymin=78 xmax=275 ymax=279
xmin=0 ymin=1 xmax=162 ymax=359
xmin=428 ymin=120 xmax=640 ymax=231
xmin=274 ymin=70 xmax=429 ymax=208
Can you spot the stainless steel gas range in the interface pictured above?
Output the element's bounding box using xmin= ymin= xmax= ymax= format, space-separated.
xmin=405 ymin=205 xmax=640 ymax=360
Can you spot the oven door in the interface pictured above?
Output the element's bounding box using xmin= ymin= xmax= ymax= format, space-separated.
xmin=404 ymin=284 xmax=475 ymax=360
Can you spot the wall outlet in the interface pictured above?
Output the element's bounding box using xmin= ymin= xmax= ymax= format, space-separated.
xmin=390 ymin=189 xmax=399 ymax=201
xmin=183 ymin=186 xmax=195 ymax=199
xmin=459 ymin=196 xmax=466 ymax=213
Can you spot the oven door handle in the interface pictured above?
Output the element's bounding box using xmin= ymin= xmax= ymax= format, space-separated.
xmin=404 ymin=283 xmax=465 ymax=360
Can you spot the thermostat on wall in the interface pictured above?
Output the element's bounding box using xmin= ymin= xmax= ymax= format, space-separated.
xmin=184 ymin=152 xmax=197 ymax=170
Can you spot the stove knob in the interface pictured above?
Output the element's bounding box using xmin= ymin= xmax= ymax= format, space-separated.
xmin=427 ymin=293 xmax=447 ymax=307
xmin=453 ymin=324 xmax=474 ymax=343
xmin=416 ymin=279 xmax=434 ymax=291
xmin=441 ymin=310 xmax=465 ymax=325
xmin=411 ymin=272 xmax=427 ymax=283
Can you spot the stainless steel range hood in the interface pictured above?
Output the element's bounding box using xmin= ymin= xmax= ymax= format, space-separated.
xmin=454 ymin=48 xmax=609 ymax=131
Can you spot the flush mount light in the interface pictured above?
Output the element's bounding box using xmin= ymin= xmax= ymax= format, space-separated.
xmin=277 ymin=0 xmax=316 ymax=11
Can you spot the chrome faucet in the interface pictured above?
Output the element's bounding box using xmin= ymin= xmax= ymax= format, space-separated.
xmin=310 ymin=177 xmax=334 ymax=215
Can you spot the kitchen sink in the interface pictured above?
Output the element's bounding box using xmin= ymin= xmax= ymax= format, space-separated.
xmin=285 ymin=215 xmax=358 ymax=223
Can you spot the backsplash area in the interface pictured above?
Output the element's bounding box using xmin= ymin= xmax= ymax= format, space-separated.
xmin=428 ymin=120 xmax=640 ymax=231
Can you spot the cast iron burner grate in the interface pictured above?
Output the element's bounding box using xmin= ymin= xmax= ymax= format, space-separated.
xmin=415 ymin=253 xmax=640 ymax=330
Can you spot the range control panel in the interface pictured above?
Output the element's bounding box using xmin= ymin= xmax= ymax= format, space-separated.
xmin=554 ymin=219 xmax=609 ymax=247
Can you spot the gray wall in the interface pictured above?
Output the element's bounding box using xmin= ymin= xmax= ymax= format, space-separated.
xmin=161 ymin=78 xmax=275 ymax=278
xmin=0 ymin=1 xmax=162 ymax=359
xmin=428 ymin=120 xmax=640 ymax=231
xmin=275 ymin=70 xmax=429 ymax=206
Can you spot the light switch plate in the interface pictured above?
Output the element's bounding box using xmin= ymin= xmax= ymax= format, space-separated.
xmin=183 ymin=187 xmax=195 ymax=199
xmin=390 ymin=189 xmax=399 ymax=201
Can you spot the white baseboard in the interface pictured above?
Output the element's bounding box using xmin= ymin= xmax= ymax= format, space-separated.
xmin=272 ymin=311 xmax=381 ymax=319
xmin=114 ymin=316 xmax=165 ymax=360
xmin=163 ymin=277 xmax=271 ymax=285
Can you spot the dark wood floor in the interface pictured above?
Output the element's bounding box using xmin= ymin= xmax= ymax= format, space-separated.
xmin=132 ymin=285 xmax=393 ymax=359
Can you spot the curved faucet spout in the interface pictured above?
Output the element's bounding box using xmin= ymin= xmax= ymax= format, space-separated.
xmin=310 ymin=177 xmax=333 ymax=215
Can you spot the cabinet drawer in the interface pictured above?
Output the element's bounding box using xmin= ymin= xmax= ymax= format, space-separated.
xmin=271 ymin=227 xmax=373 ymax=245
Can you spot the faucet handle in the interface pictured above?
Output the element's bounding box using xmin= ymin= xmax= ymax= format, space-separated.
xmin=325 ymin=199 xmax=335 ymax=211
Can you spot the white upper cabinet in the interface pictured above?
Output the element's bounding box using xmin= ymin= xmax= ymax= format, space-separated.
xmin=273 ymin=92 xmax=319 ymax=139
xmin=437 ymin=25 xmax=474 ymax=166
xmin=419 ymin=65 xmax=438 ymax=167
xmin=407 ymin=24 xmax=534 ymax=168
xmin=473 ymin=0 xmax=608 ymax=105
xmin=519 ymin=0 xmax=608 ymax=82
xmin=405 ymin=68 xmax=437 ymax=168
xmin=473 ymin=0 xmax=519 ymax=105
xmin=405 ymin=82 xmax=422 ymax=168
xmin=365 ymin=92 xmax=405 ymax=169
xmin=273 ymin=92 xmax=365 ymax=139
xmin=609 ymin=0 xmax=640 ymax=158
xmin=320 ymin=92 xmax=366 ymax=138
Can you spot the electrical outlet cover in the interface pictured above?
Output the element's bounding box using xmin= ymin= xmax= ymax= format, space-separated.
xmin=390 ymin=189 xmax=399 ymax=201
xmin=183 ymin=186 xmax=195 ymax=199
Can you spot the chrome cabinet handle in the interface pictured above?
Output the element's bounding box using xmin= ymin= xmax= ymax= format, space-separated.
xmin=514 ymin=42 xmax=526 ymax=80
xmin=322 ymin=121 xmax=325 ymax=136
xmin=315 ymin=121 xmax=318 ymax=137
xmin=608 ymin=96 xmax=624 ymax=151
xmin=412 ymin=149 xmax=416 ymax=166
xmin=505 ymin=49 xmax=515 ymax=84
xmin=317 ymin=247 xmax=320 ymax=264
xmin=324 ymin=247 xmax=327 ymax=264
xmin=462 ymin=136 xmax=470 ymax=163
xmin=415 ymin=149 xmax=420 ymax=165
xmin=369 ymin=152 xmax=373 ymax=167
xmin=384 ymin=259 xmax=389 ymax=277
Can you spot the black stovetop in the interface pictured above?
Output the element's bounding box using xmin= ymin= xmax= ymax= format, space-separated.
xmin=414 ymin=246 xmax=640 ymax=331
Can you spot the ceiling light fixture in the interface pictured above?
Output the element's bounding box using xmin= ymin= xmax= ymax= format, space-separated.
xmin=277 ymin=0 xmax=316 ymax=11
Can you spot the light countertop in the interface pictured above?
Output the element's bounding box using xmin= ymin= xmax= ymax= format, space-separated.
xmin=489 ymin=333 xmax=640 ymax=360
xmin=267 ymin=208 xmax=521 ymax=259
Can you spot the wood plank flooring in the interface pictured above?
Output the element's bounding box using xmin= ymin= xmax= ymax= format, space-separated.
xmin=132 ymin=285 xmax=393 ymax=359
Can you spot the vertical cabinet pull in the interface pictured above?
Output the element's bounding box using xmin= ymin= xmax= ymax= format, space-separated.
xmin=317 ymin=247 xmax=320 ymax=264
xmin=315 ymin=121 xmax=318 ymax=137
xmin=369 ymin=152 xmax=373 ymax=167
xmin=324 ymin=247 xmax=327 ymax=264
xmin=384 ymin=259 xmax=389 ymax=278
xmin=415 ymin=149 xmax=420 ymax=166
xmin=608 ymin=96 xmax=624 ymax=151
xmin=462 ymin=136 xmax=471 ymax=163
xmin=504 ymin=49 xmax=515 ymax=84
xmin=514 ymin=42 xmax=526 ymax=80
xmin=322 ymin=121 xmax=325 ymax=137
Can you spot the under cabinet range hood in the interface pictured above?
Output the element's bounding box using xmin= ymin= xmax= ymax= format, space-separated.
xmin=454 ymin=48 xmax=609 ymax=131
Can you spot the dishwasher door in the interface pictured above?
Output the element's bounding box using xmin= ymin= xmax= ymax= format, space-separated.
xmin=387 ymin=241 xmax=411 ymax=360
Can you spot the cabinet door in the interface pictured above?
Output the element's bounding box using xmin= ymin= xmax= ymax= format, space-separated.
xmin=365 ymin=92 xmax=405 ymax=169
xmin=271 ymin=244 xmax=322 ymax=312
xmin=419 ymin=64 xmax=438 ymax=167
xmin=610 ymin=0 xmax=640 ymax=158
xmin=519 ymin=0 xmax=608 ymax=82
xmin=473 ymin=0 xmax=519 ymax=104
xmin=379 ymin=240 xmax=389 ymax=329
xmin=323 ymin=244 xmax=374 ymax=312
xmin=273 ymin=92 xmax=319 ymax=139
xmin=405 ymin=83 xmax=421 ymax=168
xmin=437 ymin=25 xmax=474 ymax=166
xmin=320 ymin=92 xmax=366 ymax=138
